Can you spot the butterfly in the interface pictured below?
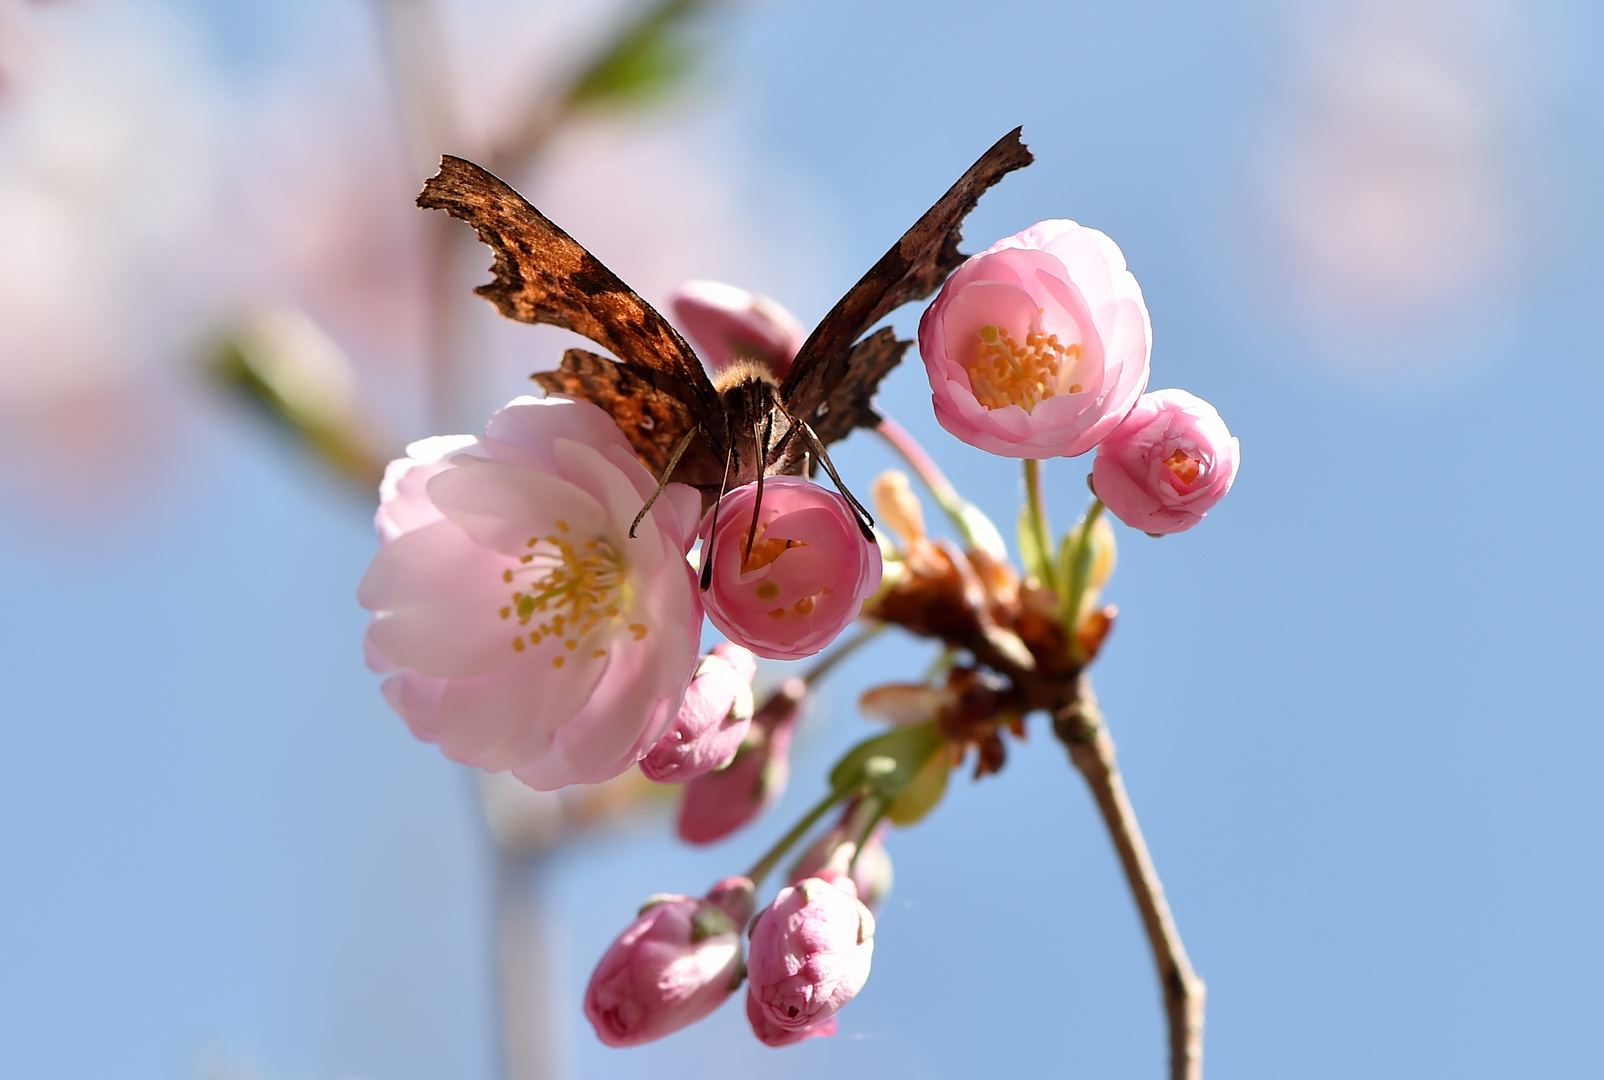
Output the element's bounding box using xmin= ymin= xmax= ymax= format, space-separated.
xmin=417 ymin=127 xmax=1033 ymax=585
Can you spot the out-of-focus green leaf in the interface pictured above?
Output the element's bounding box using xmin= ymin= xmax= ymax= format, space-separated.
xmin=207 ymin=307 xmax=387 ymax=491
xmin=565 ymin=0 xmax=717 ymax=112
xmin=1017 ymin=503 xmax=1052 ymax=587
xmin=829 ymin=721 xmax=946 ymax=804
xmin=886 ymin=749 xmax=950 ymax=826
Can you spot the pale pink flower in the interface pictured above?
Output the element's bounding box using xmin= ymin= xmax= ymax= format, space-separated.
xmin=358 ymin=395 xmax=704 ymax=789
xmin=678 ymin=678 xmax=806 ymax=845
xmin=640 ymin=642 xmax=757 ymax=782
xmin=699 ymin=478 xmax=882 ymax=662
xmin=1092 ymin=388 xmax=1240 ymax=535
xmin=669 ymin=279 xmax=806 ymax=379
xmin=919 ymin=219 xmax=1151 ymax=458
xmin=746 ymin=875 xmax=875 ymax=1040
xmin=584 ymin=877 xmax=756 ymax=1047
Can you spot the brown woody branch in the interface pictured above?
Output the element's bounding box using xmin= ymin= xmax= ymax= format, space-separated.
xmin=1054 ymin=679 xmax=1205 ymax=1080
xmin=868 ymin=538 xmax=1205 ymax=1077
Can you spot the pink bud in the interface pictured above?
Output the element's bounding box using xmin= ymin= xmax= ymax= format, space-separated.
xmin=746 ymin=876 xmax=875 ymax=1040
xmin=583 ymin=877 xmax=756 ymax=1047
xmin=745 ymin=989 xmax=837 ymax=1046
xmin=669 ymin=280 xmax=807 ymax=379
xmin=1091 ymin=388 xmax=1240 ymax=535
xmin=790 ymin=818 xmax=894 ymax=914
xmin=699 ymin=478 xmax=882 ymax=662
xmin=677 ymin=679 xmax=806 ymax=845
xmin=640 ymin=643 xmax=758 ymax=782
xmin=918 ymin=219 xmax=1151 ymax=458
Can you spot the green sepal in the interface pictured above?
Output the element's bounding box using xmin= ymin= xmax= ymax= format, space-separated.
xmin=689 ymin=904 xmax=736 ymax=943
xmin=1017 ymin=504 xmax=1053 ymax=589
xmin=886 ymin=747 xmax=951 ymax=826
xmin=638 ymin=893 xmax=682 ymax=916
xmin=828 ymin=722 xmax=946 ymax=805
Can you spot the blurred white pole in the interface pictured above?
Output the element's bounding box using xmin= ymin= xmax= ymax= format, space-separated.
xmin=494 ymin=851 xmax=564 ymax=1080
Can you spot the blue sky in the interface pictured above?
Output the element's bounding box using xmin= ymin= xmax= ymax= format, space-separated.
xmin=3 ymin=1 xmax=1603 ymax=1078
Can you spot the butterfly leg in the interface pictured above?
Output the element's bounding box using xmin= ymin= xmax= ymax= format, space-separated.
xmin=628 ymin=426 xmax=701 ymax=539
xmin=791 ymin=415 xmax=876 ymax=541
xmin=743 ymin=410 xmax=775 ymax=565
xmin=699 ymin=431 xmax=738 ymax=592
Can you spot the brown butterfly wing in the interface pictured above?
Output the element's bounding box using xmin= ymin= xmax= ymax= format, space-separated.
xmin=798 ymin=328 xmax=910 ymax=449
xmin=779 ymin=128 xmax=1034 ymax=433
xmin=417 ymin=156 xmax=719 ymax=425
xmin=533 ymin=349 xmax=728 ymax=495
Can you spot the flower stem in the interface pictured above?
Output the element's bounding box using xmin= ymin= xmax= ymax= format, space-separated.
xmin=845 ymin=799 xmax=887 ymax=875
xmin=1054 ymin=679 xmax=1205 ymax=1080
xmin=744 ymin=787 xmax=848 ymax=887
xmin=875 ymin=418 xmax=999 ymax=553
xmin=1023 ymin=459 xmax=1056 ymax=593
xmin=800 ymin=620 xmax=886 ymax=687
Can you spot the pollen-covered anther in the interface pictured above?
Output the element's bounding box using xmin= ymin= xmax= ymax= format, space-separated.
xmin=499 ymin=532 xmax=628 ymax=656
xmin=742 ymin=535 xmax=808 ymax=573
xmin=1163 ymin=448 xmax=1202 ymax=485
xmin=968 ymin=323 xmax=1083 ymax=413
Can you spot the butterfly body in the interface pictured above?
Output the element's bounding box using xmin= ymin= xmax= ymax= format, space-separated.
xmin=416 ymin=128 xmax=1034 ymax=515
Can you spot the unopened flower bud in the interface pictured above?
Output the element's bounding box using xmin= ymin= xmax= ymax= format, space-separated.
xmin=1091 ymin=389 xmax=1239 ymax=534
xmin=789 ymin=819 xmax=894 ymax=914
xmin=745 ymin=988 xmax=837 ymax=1046
xmin=669 ymin=280 xmax=806 ymax=379
xmin=746 ymin=876 xmax=875 ymax=1040
xmin=871 ymin=470 xmax=926 ymax=545
xmin=641 ymin=643 xmax=757 ymax=782
xmin=584 ymin=879 xmax=751 ymax=1047
xmin=677 ymin=679 xmax=807 ymax=844
xmin=700 ymin=479 xmax=882 ymax=662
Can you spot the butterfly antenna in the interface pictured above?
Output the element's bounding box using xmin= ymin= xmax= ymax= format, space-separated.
xmin=700 ymin=433 xmax=737 ymax=592
xmin=743 ymin=411 xmax=775 ymax=565
xmin=791 ymin=415 xmax=876 ymax=541
xmin=629 ymin=427 xmax=700 ymax=538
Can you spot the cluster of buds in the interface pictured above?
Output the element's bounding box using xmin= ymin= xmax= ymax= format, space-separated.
xmin=361 ymin=215 xmax=1240 ymax=1049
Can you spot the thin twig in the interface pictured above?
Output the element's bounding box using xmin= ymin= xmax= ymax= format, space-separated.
xmin=1054 ymin=678 xmax=1205 ymax=1080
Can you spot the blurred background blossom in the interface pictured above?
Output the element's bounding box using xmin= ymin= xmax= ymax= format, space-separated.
xmin=1249 ymin=0 xmax=1536 ymax=385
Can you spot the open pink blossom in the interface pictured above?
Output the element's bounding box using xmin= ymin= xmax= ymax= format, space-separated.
xmin=358 ymin=395 xmax=704 ymax=789
xmin=699 ymin=478 xmax=881 ymax=662
xmin=669 ymin=280 xmax=806 ymax=379
xmin=746 ymin=875 xmax=875 ymax=1041
xmin=640 ymin=642 xmax=757 ymax=782
xmin=584 ymin=877 xmax=756 ymax=1047
xmin=1092 ymin=388 xmax=1240 ymax=535
xmin=919 ymin=219 xmax=1151 ymax=458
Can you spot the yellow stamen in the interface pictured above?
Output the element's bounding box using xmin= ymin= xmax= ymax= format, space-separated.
xmin=742 ymin=536 xmax=808 ymax=573
xmin=1164 ymin=449 xmax=1202 ymax=486
xmin=969 ymin=323 xmax=1083 ymax=413
xmin=499 ymin=531 xmax=629 ymax=659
